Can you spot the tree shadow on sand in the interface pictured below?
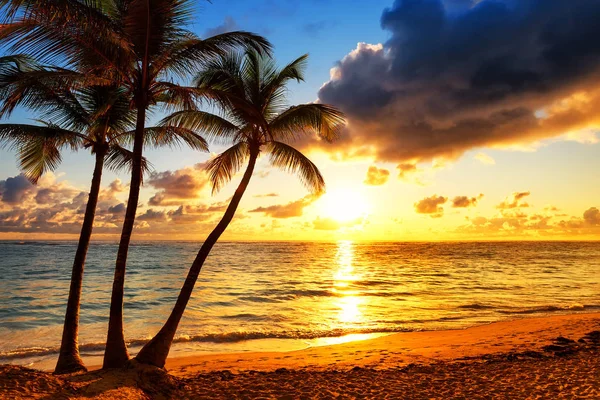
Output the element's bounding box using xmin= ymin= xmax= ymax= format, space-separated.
xmin=1 ymin=361 xmax=186 ymax=400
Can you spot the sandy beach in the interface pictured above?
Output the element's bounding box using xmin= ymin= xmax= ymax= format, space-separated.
xmin=1 ymin=312 xmax=599 ymax=399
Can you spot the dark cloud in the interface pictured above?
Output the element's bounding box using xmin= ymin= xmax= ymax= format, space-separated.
xmin=316 ymin=0 xmax=600 ymax=163
xmin=497 ymin=191 xmax=530 ymax=210
xmin=0 ymin=174 xmax=33 ymax=204
xmin=249 ymin=194 xmax=319 ymax=218
xmin=108 ymin=203 xmax=126 ymax=214
xmin=414 ymin=195 xmax=447 ymax=218
xmin=137 ymin=209 xmax=167 ymax=222
xmin=452 ymin=194 xmax=484 ymax=208
xmin=204 ymin=16 xmax=239 ymax=37
xmin=364 ymin=166 xmax=390 ymax=186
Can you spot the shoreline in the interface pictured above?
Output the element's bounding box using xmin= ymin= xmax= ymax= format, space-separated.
xmin=164 ymin=311 xmax=600 ymax=376
xmin=2 ymin=310 xmax=597 ymax=371
xmin=1 ymin=312 xmax=599 ymax=399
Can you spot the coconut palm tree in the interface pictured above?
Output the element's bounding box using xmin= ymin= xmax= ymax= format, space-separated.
xmin=0 ymin=57 xmax=208 ymax=373
xmin=0 ymin=0 xmax=271 ymax=368
xmin=134 ymin=50 xmax=345 ymax=368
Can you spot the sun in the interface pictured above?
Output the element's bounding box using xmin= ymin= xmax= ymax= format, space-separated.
xmin=319 ymin=188 xmax=370 ymax=222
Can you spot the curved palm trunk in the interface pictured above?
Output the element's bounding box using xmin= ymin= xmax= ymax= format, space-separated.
xmin=54 ymin=148 xmax=107 ymax=374
xmin=135 ymin=148 xmax=259 ymax=368
xmin=103 ymin=107 xmax=146 ymax=369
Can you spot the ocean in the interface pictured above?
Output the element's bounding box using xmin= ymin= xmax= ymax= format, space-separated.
xmin=0 ymin=240 xmax=599 ymax=370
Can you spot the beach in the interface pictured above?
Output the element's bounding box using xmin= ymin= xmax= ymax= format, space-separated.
xmin=1 ymin=312 xmax=599 ymax=399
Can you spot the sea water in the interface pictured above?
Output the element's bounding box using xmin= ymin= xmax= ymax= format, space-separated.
xmin=0 ymin=240 xmax=598 ymax=369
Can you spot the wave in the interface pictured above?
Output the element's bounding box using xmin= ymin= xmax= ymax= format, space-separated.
xmin=0 ymin=327 xmax=413 ymax=361
xmin=3 ymin=302 xmax=599 ymax=361
xmin=498 ymin=303 xmax=598 ymax=315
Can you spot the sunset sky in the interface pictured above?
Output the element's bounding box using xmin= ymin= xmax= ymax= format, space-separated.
xmin=1 ymin=0 xmax=599 ymax=241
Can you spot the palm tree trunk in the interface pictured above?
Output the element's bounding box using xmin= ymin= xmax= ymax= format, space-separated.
xmin=134 ymin=147 xmax=259 ymax=368
xmin=103 ymin=107 xmax=146 ymax=369
xmin=54 ymin=147 xmax=107 ymax=374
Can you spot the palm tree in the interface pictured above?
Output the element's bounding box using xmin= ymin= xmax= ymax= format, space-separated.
xmin=0 ymin=56 xmax=208 ymax=374
xmin=1 ymin=0 xmax=271 ymax=368
xmin=134 ymin=50 xmax=345 ymax=368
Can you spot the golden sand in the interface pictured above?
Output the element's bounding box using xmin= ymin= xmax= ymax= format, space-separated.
xmin=1 ymin=313 xmax=599 ymax=399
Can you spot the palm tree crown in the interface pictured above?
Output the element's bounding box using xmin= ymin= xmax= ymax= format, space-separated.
xmin=165 ymin=50 xmax=345 ymax=194
xmin=0 ymin=56 xmax=208 ymax=182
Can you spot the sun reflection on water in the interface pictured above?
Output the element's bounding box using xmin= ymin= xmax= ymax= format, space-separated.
xmin=332 ymin=240 xmax=364 ymax=325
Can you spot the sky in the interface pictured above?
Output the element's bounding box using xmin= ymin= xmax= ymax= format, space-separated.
xmin=0 ymin=0 xmax=599 ymax=241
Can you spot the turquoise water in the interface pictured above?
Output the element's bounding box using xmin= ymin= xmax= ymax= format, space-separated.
xmin=0 ymin=240 xmax=599 ymax=369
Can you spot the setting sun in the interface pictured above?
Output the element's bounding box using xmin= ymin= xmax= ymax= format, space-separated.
xmin=318 ymin=189 xmax=370 ymax=222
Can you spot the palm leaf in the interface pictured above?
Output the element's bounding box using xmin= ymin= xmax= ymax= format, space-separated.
xmin=268 ymin=103 xmax=346 ymax=143
xmin=0 ymin=123 xmax=84 ymax=183
xmin=267 ymin=141 xmax=325 ymax=194
xmin=205 ymin=141 xmax=250 ymax=194
xmin=105 ymin=144 xmax=152 ymax=181
xmin=160 ymin=110 xmax=240 ymax=145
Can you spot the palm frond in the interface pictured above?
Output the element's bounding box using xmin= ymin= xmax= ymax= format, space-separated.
xmin=0 ymin=123 xmax=86 ymax=151
xmin=267 ymin=141 xmax=325 ymax=194
xmin=205 ymin=141 xmax=250 ymax=194
xmin=0 ymin=61 xmax=107 ymax=128
xmin=160 ymin=110 xmax=240 ymax=145
xmin=0 ymin=4 xmax=131 ymax=76
xmin=268 ymin=103 xmax=346 ymax=143
xmin=152 ymin=82 xmax=201 ymax=111
xmin=105 ymin=144 xmax=152 ymax=181
xmin=261 ymin=54 xmax=308 ymax=115
xmin=2 ymin=123 xmax=84 ymax=183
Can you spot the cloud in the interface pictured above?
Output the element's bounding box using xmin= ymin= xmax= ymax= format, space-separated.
xmin=0 ymin=174 xmax=33 ymax=204
xmin=314 ymin=0 xmax=600 ymax=164
xmin=302 ymin=20 xmax=335 ymax=37
xmin=414 ymin=195 xmax=447 ymax=218
xmin=583 ymin=207 xmax=600 ymax=226
xmin=254 ymin=193 xmax=279 ymax=198
xmin=452 ymin=194 xmax=484 ymax=208
xmin=249 ymin=194 xmax=319 ymax=218
xmin=0 ymin=174 xmax=124 ymax=234
xmin=459 ymin=205 xmax=600 ymax=237
xmin=137 ymin=209 xmax=167 ymax=222
xmin=312 ymin=216 xmax=363 ymax=231
xmin=204 ymin=16 xmax=239 ymax=37
xmin=364 ymin=166 xmax=390 ymax=186
xmin=108 ymin=203 xmax=126 ymax=214
xmin=474 ymin=153 xmax=496 ymax=165
xmin=497 ymin=191 xmax=531 ymax=210
xmin=253 ymin=170 xmax=271 ymax=179
xmin=147 ymin=163 xmax=209 ymax=206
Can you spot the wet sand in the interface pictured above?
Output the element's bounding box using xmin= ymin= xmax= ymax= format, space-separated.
xmin=1 ymin=313 xmax=599 ymax=399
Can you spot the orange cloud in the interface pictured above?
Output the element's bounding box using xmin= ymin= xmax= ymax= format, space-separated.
xmin=249 ymin=194 xmax=320 ymax=219
xmin=364 ymin=166 xmax=390 ymax=186
xmin=147 ymin=162 xmax=209 ymax=206
xmin=452 ymin=194 xmax=484 ymax=208
xmin=414 ymin=195 xmax=447 ymax=218
xmin=497 ymin=192 xmax=531 ymax=210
